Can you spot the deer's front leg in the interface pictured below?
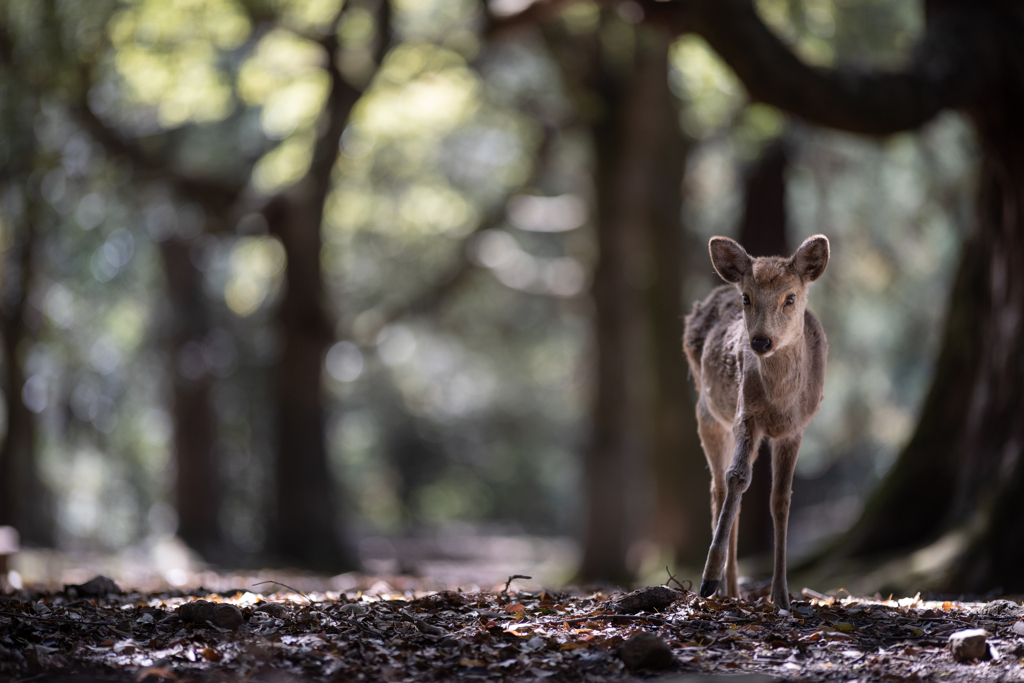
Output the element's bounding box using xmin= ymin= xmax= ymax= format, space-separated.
xmin=770 ymin=434 xmax=800 ymax=609
xmin=700 ymin=418 xmax=759 ymax=598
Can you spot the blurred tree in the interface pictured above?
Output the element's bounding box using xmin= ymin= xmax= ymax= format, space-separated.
xmin=69 ymin=0 xmax=396 ymax=567
xmin=0 ymin=3 xmax=55 ymax=547
xmin=534 ymin=11 xmax=708 ymax=581
xmin=160 ymin=239 xmax=221 ymax=558
xmin=625 ymin=0 xmax=1024 ymax=592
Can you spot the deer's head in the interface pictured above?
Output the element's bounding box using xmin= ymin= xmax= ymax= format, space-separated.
xmin=709 ymin=235 xmax=829 ymax=358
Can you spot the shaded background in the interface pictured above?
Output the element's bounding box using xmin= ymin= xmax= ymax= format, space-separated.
xmin=0 ymin=0 xmax=1015 ymax=596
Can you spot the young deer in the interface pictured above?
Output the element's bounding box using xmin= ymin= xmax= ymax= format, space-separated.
xmin=683 ymin=235 xmax=829 ymax=609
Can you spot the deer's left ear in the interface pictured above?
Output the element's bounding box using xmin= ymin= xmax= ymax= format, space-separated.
xmin=791 ymin=235 xmax=829 ymax=283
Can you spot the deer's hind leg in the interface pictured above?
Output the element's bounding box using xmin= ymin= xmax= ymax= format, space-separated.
xmin=696 ymin=400 xmax=734 ymax=596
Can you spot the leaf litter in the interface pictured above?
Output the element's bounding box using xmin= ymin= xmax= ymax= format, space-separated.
xmin=2 ymin=575 xmax=1023 ymax=681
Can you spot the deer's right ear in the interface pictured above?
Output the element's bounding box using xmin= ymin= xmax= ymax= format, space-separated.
xmin=709 ymin=237 xmax=751 ymax=284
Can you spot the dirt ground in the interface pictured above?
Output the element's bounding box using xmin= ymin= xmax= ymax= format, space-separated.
xmin=2 ymin=571 xmax=1024 ymax=682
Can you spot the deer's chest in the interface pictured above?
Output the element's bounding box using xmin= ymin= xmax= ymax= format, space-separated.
xmin=741 ymin=364 xmax=811 ymax=439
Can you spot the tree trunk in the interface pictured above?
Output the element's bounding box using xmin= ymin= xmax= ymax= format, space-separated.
xmin=262 ymin=9 xmax=368 ymax=570
xmin=0 ymin=194 xmax=51 ymax=546
xmin=161 ymin=238 xmax=223 ymax=559
xmin=839 ymin=77 xmax=1024 ymax=593
xmin=949 ymin=88 xmax=1024 ymax=590
xmin=580 ymin=25 xmax=703 ymax=581
xmin=736 ymin=141 xmax=790 ymax=561
xmin=579 ymin=32 xmax=642 ymax=582
xmin=639 ymin=40 xmax=709 ymax=569
xmin=267 ymin=190 xmax=354 ymax=569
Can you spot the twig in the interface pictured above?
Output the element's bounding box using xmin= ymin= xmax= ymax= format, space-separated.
xmin=665 ymin=567 xmax=692 ymax=593
xmin=251 ymin=580 xmax=316 ymax=606
xmin=502 ymin=575 xmax=532 ymax=597
xmin=801 ymin=587 xmax=831 ymax=601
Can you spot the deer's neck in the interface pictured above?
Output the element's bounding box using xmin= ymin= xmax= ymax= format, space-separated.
xmin=756 ymin=335 xmax=805 ymax=403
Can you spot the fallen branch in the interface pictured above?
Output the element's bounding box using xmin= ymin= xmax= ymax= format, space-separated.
xmin=502 ymin=575 xmax=532 ymax=597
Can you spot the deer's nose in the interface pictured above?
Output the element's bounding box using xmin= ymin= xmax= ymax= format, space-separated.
xmin=751 ymin=337 xmax=772 ymax=354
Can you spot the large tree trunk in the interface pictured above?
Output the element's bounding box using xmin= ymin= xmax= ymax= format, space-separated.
xmin=736 ymin=141 xmax=790 ymax=561
xmin=839 ymin=74 xmax=1024 ymax=593
xmin=950 ymin=88 xmax=1024 ymax=589
xmin=161 ymin=238 xmax=223 ymax=559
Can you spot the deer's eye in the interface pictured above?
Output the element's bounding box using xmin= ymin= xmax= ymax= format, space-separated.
xmin=785 ymin=294 xmax=796 ymax=306
xmin=742 ymin=294 xmax=750 ymax=307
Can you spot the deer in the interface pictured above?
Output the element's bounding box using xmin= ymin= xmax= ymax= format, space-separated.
xmin=683 ymin=234 xmax=829 ymax=610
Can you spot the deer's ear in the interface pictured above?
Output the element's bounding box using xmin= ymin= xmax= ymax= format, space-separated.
xmin=792 ymin=235 xmax=829 ymax=282
xmin=709 ymin=237 xmax=751 ymax=284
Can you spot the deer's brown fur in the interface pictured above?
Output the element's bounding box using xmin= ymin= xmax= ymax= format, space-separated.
xmin=683 ymin=235 xmax=829 ymax=609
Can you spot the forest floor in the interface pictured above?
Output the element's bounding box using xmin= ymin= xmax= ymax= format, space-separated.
xmin=2 ymin=571 xmax=1024 ymax=682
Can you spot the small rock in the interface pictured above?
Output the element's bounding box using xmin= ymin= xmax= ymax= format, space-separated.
xmin=1011 ymin=620 xmax=1024 ymax=636
xmin=618 ymin=631 xmax=674 ymax=671
xmin=412 ymin=591 xmax=467 ymax=610
xmin=949 ymin=628 xmax=989 ymax=662
xmin=610 ymin=586 xmax=681 ymax=614
xmin=65 ymin=575 xmax=121 ymax=598
xmin=177 ymin=600 xmax=244 ymax=631
xmin=254 ymin=602 xmax=289 ymax=618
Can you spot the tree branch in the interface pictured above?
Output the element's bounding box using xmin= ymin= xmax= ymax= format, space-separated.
xmin=494 ymin=0 xmax=979 ymax=136
xmin=673 ymin=0 xmax=970 ymax=136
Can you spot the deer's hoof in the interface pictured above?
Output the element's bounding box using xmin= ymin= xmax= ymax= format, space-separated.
xmin=699 ymin=579 xmax=719 ymax=598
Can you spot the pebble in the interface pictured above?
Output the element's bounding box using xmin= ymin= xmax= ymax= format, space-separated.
xmin=177 ymin=600 xmax=244 ymax=631
xmin=254 ymin=602 xmax=289 ymax=618
xmin=618 ymin=632 xmax=674 ymax=670
xmin=949 ymin=628 xmax=989 ymax=662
